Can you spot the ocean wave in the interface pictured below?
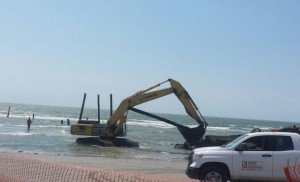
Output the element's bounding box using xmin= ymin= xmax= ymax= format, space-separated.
xmin=127 ymin=120 xmax=241 ymax=132
xmin=34 ymin=125 xmax=70 ymax=128
xmin=127 ymin=119 xmax=175 ymax=129
xmin=7 ymin=124 xmax=70 ymax=129
xmin=207 ymin=126 xmax=230 ymax=131
xmin=60 ymin=129 xmax=67 ymax=134
xmin=31 ymin=116 xmax=79 ymax=122
xmin=43 ymin=133 xmax=68 ymax=137
xmin=206 ymin=126 xmax=254 ymax=134
xmin=0 ymin=114 xmax=78 ymax=122
xmin=0 ymin=113 xmax=33 ymax=119
xmin=0 ymin=132 xmax=34 ymax=136
xmin=0 ymin=114 xmax=7 ymax=118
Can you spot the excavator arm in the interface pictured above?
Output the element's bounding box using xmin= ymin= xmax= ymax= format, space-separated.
xmin=106 ymin=79 xmax=207 ymax=144
xmin=169 ymin=79 xmax=207 ymax=126
xmin=106 ymin=87 xmax=174 ymax=136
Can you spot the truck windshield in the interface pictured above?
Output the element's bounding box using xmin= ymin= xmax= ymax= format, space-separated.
xmin=223 ymin=134 xmax=248 ymax=148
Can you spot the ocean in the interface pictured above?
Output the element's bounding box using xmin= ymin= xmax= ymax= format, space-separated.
xmin=0 ymin=102 xmax=297 ymax=161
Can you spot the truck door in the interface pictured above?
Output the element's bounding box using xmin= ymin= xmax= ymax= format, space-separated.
xmin=232 ymin=136 xmax=273 ymax=181
xmin=272 ymin=135 xmax=298 ymax=181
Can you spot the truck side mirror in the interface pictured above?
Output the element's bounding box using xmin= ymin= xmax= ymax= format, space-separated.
xmin=235 ymin=143 xmax=248 ymax=151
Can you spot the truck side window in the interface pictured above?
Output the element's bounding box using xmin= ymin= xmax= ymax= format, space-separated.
xmin=275 ymin=136 xmax=294 ymax=151
xmin=242 ymin=136 xmax=266 ymax=151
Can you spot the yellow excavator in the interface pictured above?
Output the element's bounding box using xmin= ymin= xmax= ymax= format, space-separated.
xmin=71 ymin=79 xmax=208 ymax=146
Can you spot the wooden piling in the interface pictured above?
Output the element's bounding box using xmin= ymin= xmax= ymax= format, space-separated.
xmin=97 ymin=94 xmax=100 ymax=123
xmin=7 ymin=106 xmax=10 ymax=118
xmin=110 ymin=94 xmax=113 ymax=116
xmin=79 ymin=93 xmax=86 ymax=121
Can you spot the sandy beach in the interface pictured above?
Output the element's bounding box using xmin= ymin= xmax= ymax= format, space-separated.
xmin=1 ymin=151 xmax=197 ymax=181
xmin=34 ymin=153 xmax=189 ymax=178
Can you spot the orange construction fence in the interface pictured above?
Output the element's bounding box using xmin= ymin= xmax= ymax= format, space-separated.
xmin=0 ymin=151 xmax=199 ymax=182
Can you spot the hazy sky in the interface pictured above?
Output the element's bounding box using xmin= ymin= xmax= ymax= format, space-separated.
xmin=0 ymin=1 xmax=299 ymax=122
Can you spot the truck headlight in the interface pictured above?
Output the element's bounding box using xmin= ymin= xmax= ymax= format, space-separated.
xmin=194 ymin=152 xmax=204 ymax=160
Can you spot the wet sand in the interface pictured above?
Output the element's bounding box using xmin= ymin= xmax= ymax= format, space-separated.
xmin=34 ymin=154 xmax=189 ymax=178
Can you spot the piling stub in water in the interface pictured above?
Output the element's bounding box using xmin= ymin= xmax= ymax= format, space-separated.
xmin=7 ymin=106 xmax=10 ymax=118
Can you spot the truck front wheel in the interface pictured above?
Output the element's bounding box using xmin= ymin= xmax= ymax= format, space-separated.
xmin=199 ymin=166 xmax=228 ymax=182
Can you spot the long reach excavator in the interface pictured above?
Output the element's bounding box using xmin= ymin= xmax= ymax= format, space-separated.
xmin=70 ymin=79 xmax=208 ymax=146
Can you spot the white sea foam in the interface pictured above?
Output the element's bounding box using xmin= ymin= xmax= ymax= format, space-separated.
xmin=60 ymin=129 xmax=67 ymax=134
xmin=0 ymin=114 xmax=78 ymax=122
xmin=207 ymin=126 xmax=230 ymax=131
xmin=0 ymin=132 xmax=34 ymax=136
xmin=43 ymin=133 xmax=64 ymax=137
xmin=35 ymin=125 xmax=69 ymax=128
xmin=127 ymin=119 xmax=175 ymax=129
xmin=186 ymin=124 xmax=199 ymax=128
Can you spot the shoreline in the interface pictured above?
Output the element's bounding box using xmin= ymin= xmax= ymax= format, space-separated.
xmin=33 ymin=153 xmax=189 ymax=178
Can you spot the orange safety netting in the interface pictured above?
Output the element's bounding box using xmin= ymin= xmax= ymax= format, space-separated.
xmin=0 ymin=151 xmax=199 ymax=182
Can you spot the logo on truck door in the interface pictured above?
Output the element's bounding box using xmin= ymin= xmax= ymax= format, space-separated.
xmin=242 ymin=161 xmax=263 ymax=171
xmin=284 ymin=158 xmax=300 ymax=182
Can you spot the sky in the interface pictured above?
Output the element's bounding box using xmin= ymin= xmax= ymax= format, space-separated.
xmin=0 ymin=1 xmax=299 ymax=122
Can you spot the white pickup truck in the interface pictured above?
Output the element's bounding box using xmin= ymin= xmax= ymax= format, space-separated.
xmin=186 ymin=132 xmax=300 ymax=182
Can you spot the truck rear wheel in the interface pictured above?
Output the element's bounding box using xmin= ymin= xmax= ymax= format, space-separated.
xmin=199 ymin=166 xmax=228 ymax=182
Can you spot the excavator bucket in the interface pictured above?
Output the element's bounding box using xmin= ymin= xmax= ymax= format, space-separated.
xmin=177 ymin=125 xmax=206 ymax=146
xmin=129 ymin=107 xmax=206 ymax=146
